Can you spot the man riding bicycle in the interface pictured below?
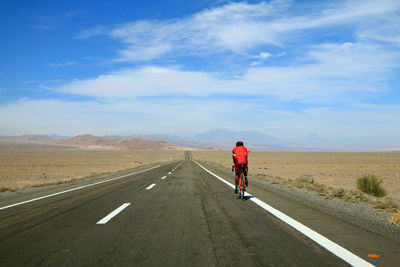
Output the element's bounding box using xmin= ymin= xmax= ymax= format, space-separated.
xmin=232 ymin=141 xmax=249 ymax=194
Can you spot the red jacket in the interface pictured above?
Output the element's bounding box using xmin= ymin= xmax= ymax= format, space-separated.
xmin=232 ymin=145 xmax=249 ymax=164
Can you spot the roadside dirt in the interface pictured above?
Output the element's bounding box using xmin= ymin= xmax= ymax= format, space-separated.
xmin=191 ymin=151 xmax=400 ymax=200
xmin=0 ymin=150 xmax=184 ymax=191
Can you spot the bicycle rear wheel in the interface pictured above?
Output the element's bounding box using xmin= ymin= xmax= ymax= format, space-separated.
xmin=240 ymin=174 xmax=245 ymax=200
xmin=240 ymin=165 xmax=246 ymax=200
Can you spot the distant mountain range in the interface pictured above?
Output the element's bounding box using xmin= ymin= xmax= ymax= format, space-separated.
xmin=0 ymin=134 xmax=194 ymax=151
xmin=0 ymin=134 xmax=67 ymax=142
xmin=134 ymin=129 xmax=400 ymax=152
xmin=1 ymin=130 xmax=399 ymax=151
xmin=134 ymin=129 xmax=287 ymax=150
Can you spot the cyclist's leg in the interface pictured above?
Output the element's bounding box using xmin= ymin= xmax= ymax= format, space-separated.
xmin=234 ymin=174 xmax=239 ymax=193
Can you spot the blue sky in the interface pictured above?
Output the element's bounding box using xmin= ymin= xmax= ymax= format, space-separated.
xmin=0 ymin=0 xmax=399 ymax=141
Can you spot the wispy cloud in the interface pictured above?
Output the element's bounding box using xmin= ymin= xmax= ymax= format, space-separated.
xmin=55 ymin=66 xmax=222 ymax=98
xmin=251 ymin=51 xmax=272 ymax=66
xmin=105 ymin=1 xmax=286 ymax=60
xmin=76 ymin=25 xmax=107 ymax=39
xmin=78 ymin=0 xmax=400 ymax=61
xmin=31 ymin=14 xmax=59 ymax=30
xmin=53 ymin=38 xmax=398 ymax=102
xmin=47 ymin=61 xmax=76 ymax=68
xmin=31 ymin=25 xmax=58 ymax=30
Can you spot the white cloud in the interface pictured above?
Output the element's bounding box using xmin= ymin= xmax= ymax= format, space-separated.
xmin=52 ymin=39 xmax=399 ymax=102
xmin=76 ymin=25 xmax=107 ymax=39
xmin=268 ymin=0 xmax=400 ymax=32
xmin=245 ymin=41 xmax=399 ymax=100
xmin=251 ymin=51 xmax=272 ymax=66
xmin=55 ymin=66 xmax=226 ymax=99
xmin=258 ymin=52 xmax=272 ymax=59
xmin=117 ymin=44 xmax=172 ymax=62
xmin=356 ymin=15 xmax=400 ymax=45
xmin=47 ymin=61 xmax=76 ymax=67
xmin=78 ymin=1 xmax=286 ymax=61
xmin=77 ymin=0 xmax=400 ymax=61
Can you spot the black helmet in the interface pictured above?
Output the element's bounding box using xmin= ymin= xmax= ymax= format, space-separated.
xmin=236 ymin=141 xmax=244 ymax=147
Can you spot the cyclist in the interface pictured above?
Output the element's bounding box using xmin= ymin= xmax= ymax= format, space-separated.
xmin=232 ymin=141 xmax=249 ymax=193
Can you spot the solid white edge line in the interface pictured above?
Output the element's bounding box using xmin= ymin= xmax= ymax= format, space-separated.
xmin=193 ymin=160 xmax=374 ymax=267
xmin=96 ymin=203 xmax=131 ymax=224
xmin=0 ymin=164 xmax=165 ymax=211
xmin=146 ymin=183 xmax=156 ymax=190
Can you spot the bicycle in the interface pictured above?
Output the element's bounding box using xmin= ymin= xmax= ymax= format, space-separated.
xmin=232 ymin=164 xmax=247 ymax=200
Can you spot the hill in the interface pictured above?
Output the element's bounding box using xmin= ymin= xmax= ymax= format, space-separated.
xmin=0 ymin=135 xmax=194 ymax=151
xmin=135 ymin=129 xmax=400 ymax=152
xmin=50 ymin=134 xmax=186 ymax=150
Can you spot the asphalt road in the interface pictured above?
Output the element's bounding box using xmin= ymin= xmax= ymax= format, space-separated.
xmin=0 ymin=153 xmax=399 ymax=266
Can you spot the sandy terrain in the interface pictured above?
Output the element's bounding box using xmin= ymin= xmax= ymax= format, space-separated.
xmin=0 ymin=150 xmax=184 ymax=191
xmin=191 ymin=151 xmax=400 ymax=200
xmin=2 ymin=149 xmax=399 ymax=201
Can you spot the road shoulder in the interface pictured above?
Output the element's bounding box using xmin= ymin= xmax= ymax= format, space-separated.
xmin=195 ymin=160 xmax=400 ymax=266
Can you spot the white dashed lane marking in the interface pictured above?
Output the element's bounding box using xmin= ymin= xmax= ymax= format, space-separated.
xmin=146 ymin=184 xmax=156 ymax=190
xmin=97 ymin=203 xmax=131 ymax=224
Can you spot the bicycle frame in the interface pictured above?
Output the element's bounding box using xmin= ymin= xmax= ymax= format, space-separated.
xmin=237 ymin=164 xmax=246 ymax=200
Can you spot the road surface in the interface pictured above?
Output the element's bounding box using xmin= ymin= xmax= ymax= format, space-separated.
xmin=1 ymin=153 xmax=399 ymax=266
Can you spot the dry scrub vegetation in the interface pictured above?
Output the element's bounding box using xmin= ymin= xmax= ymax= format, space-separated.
xmin=0 ymin=150 xmax=184 ymax=191
xmin=192 ymin=151 xmax=400 ymax=214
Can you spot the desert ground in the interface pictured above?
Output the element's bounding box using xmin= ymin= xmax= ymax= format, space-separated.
xmin=1 ymin=149 xmax=400 ymax=202
xmin=191 ymin=151 xmax=400 ymax=200
xmin=0 ymin=150 xmax=184 ymax=191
